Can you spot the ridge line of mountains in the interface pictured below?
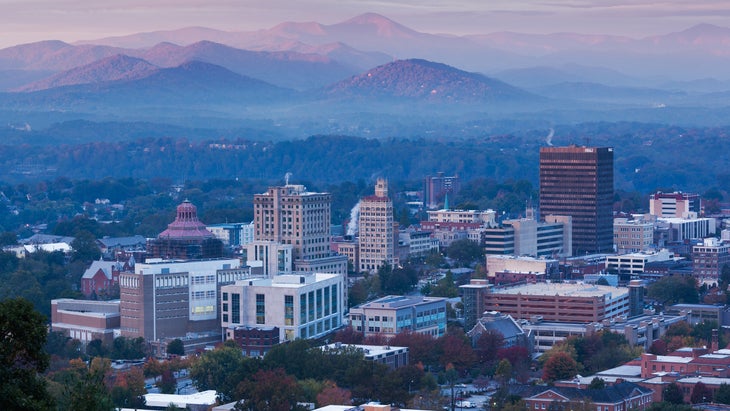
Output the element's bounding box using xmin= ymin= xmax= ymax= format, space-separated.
xmin=2 ymin=13 xmax=730 ymax=131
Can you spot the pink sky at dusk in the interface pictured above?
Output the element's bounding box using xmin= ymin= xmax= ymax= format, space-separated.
xmin=1 ymin=0 xmax=730 ymax=48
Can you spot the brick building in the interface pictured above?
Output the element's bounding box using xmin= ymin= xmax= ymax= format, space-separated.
xmin=51 ymin=299 xmax=120 ymax=345
xmin=483 ymin=282 xmax=631 ymax=323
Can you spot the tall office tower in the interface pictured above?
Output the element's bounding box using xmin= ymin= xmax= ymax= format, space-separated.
xmin=253 ymin=184 xmax=332 ymax=261
xmin=424 ymin=172 xmax=461 ymax=209
xmin=358 ymin=178 xmax=397 ymax=272
xmin=539 ymin=146 xmax=614 ymax=255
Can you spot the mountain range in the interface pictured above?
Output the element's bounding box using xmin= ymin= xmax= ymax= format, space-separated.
xmin=2 ymin=13 xmax=730 ymax=137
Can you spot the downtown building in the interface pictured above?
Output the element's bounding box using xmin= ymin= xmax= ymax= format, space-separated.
xmin=649 ymin=191 xmax=701 ymax=218
xmin=423 ymin=172 xmax=460 ymax=210
xmin=119 ymin=258 xmax=252 ymax=352
xmin=253 ymin=184 xmax=348 ymax=277
xmin=220 ymin=272 xmax=345 ymax=344
xmin=358 ymin=179 xmax=398 ymax=273
xmin=348 ymin=295 xmax=447 ymax=339
xmin=539 ymin=146 xmax=614 ymax=255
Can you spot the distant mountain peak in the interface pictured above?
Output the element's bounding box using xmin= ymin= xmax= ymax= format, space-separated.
xmin=336 ymin=13 xmax=419 ymax=38
xmin=343 ymin=12 xmax=399 ymax=25
xmin=15 ymin=54 xmax=158 ymax=91
xmin=325 ymin=58 xmax=530 ymax=103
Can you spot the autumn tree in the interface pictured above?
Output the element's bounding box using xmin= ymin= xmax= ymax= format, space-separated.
xmin=390 ymin=330 xmax=438 ymax=368
xmin=159 ymin=368 xmax=177 ymax=394
xmin=497 ymin=346 xmax=531 ymax=383
xmin=648 ymin=339 xmax=668 ymax=355
xmin=332 ymin=326 xmax=364 ymax=344
xmin=235 ymin=368 xmax=304 ymax=411
xmin=437 ymin=329 xmax=476 ymax=373
xmin=317 ymin=382 xmax=352 ymax=407
xmin=474 ymin=330 xmax=504 ymax=369
xmin=111 ymin=367 xmax=146 ymax=409
xmin=542 ymin=352 xmax=578 ymax=383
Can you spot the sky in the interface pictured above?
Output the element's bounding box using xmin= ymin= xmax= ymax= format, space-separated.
xmin=2 ymin=0 xmax=730 ymax=48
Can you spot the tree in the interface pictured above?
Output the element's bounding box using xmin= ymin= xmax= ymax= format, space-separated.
xmin=690 ymin=381 xmax=712 ymax=404
xmin=166 ymin=339 xmax=185 ymax=356
xmin=595 ymin=277 xmax=610 ymax=286
xmin=159 ymin=368 xmax=177 ymax=394
xmin=389 ymin=330 xmax=438 ymax=368
xmin=494 ymin=359 xmax=513 ymax=385
xmin=190 ymin=345 xmax=260 ymax=403
xmin=663 ymin=382 xmax=685 ymax=404
xmin=715 ymin=383 xmax=730 ymax=404
xmin=474 ymin=330 xmax=504 ymax=367
xmin=647 ymin=275 xmax=699 ymax=305
xmin=648 ymin=339 xmax=668 ymax=355
xmin=235 ymin=368 xmax=303 ymax=411
xmin=0 ymin=297 xmax=55 ymax=410
xmin=66 ymin=357 xmax=115 ymax=411
xmin=87 ymin=339 xmax=109 ymax=358
xmin=446 ymin=239 xmax=484 ymax=267
xmin=430 ymin=270 xmax=460 ymax=298
xmin=70 ymin=230 xmax=101 ymax=262
xmin=588 ymin=377 xmax=605 ymax=389
xmin=542 ymin=352 xmax=578 ymax=383
xmin=332 ymin=326 xmax=364 ymax=344
xmin=437 ymin=330 xmax=477 ymax=373
xmin=111 ymin=367 xmax=146 ymax=409
xmin=720 ymin=264 xmax=730 ymax=292
xmin=316 ymin=381 xmax=352 ymax=407
xmin=646 ymin=403 xmax=694 ymax=411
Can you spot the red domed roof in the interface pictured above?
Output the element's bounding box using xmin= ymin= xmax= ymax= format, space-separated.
xmin=158 ymin=200 xmax=215 ymax=240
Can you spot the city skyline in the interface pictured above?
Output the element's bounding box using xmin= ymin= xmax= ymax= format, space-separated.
xmin=2 ymin=0 xmax=730 ymax=48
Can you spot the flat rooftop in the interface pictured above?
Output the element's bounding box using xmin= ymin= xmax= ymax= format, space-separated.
xmin=493 ymin=282 xmax=629 ymax=298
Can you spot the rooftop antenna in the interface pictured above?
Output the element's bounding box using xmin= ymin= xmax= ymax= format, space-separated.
xmin=285 ymin=172 xmax=292 ymax=186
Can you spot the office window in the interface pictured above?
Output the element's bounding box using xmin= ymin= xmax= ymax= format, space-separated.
xmin=256 ymin=294 xmax=265 ymax=324
xmin=300 ymin=294 xmax=307 ymax=323
xmin=285 ymin=295 xmax=294 ymax=326
xmin=232 ymin=294 xmax=240 ymax=324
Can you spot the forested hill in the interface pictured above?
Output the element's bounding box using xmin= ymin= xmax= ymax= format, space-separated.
xmin=2 ymin=122 xmax=730 ymax=195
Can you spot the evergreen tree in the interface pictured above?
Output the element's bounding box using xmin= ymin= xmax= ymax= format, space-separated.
xmin=0 ymin=298 xmax=55 ymax=410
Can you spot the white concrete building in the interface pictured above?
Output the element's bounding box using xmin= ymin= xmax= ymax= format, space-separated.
xmin=485 ymin=255 xmax=559 ymax=278
xmin=243 ymin=240 xmax=293 ymax=277
xmin=221 ymin=273 xmax=345 ymax=342
xmin=605 ymin=249 xmax=677 ymax=275
xmin=426 ymin=209 xmax=497 ymax=226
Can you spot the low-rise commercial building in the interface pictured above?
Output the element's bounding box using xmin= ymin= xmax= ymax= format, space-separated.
xmin=221 ymin=273 xmax=345 ymax=343
xmin=483 ymin=282 xmax=631 ymax=323
xmin=348 ymin=295 xmax=447 ymax=339
xmin=322 ymin=343 xmax=409 ymax=369
xmin=51 ymin=299 xmax=120 ymax=344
